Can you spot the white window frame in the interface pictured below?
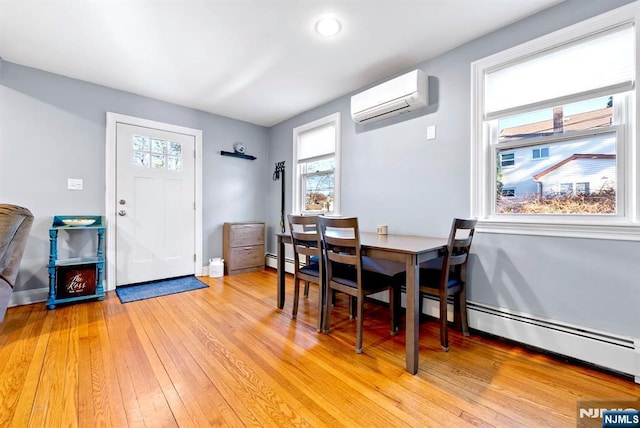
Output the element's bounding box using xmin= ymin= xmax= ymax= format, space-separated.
xmin=471 ymin=3 xmax=640 ymax=241
xmin=292 ymin=112 xmax=341 ymax=215
xmin=500 ymin=152 xmax=516 ymax=168
xmin=532 ymin=147 xmax=550 ymax=160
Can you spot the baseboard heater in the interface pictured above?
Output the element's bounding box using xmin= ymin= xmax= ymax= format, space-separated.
xmin=265 ymin=253 xmax=639 ymax=382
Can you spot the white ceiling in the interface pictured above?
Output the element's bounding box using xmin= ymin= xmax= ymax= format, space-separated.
xmin=1 ymin=0 xmax=562 ymax=127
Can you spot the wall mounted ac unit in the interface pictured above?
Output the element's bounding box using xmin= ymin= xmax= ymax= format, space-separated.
xmin=350 ymin=69 xmax=427 ymax=124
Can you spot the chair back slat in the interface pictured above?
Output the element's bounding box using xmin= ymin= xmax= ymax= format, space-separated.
xmin=442 ymin=218 xmax=477 ymax=284
xmin=327 ymin=251 xmax=357 ymax=266
xmin=448 ymin=253 xmax=468 ymax=267
xmin=295 ymin=245 xmax=318 ymax=258
xmin=287 ymin=214 xmax=322 ymax=269
xmin=318 ymin=216 xmax=362 ymax=283
xmin=323 ymin=235 xmax=357 ymax=248
xmin=287 ymin=214 xmax=325 ymax=331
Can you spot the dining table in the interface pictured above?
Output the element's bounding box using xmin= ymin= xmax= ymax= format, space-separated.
xmin=276 ymin=230 xmax=448 ymax=375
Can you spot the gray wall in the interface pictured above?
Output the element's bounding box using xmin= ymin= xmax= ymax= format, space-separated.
xmin=1 ymin=62 xmax=269 ymax=293
xmin=267 ymin=0 xmax=640 ymax=338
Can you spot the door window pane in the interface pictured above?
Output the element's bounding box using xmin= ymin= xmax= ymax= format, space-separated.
xmin=131 ymin=135 xmax=182 ymax=171
xmin=168 ymin=141 xmax=182 ymax=156
xmin=167 ymin=156 xmax=182 ymax=171
xmin=151 ymin=139 xmax=166 ymax=154
xmin=151 ymin=155 xmax=165 ymax=169
xmin=133 ymin=135 xmax=150 ymax=151
xmin=132 ymin=152 xmax=150 ymax=168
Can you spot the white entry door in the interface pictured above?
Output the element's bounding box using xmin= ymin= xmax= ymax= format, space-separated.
xmin=115 ymin=122 xmax=196 ymax=286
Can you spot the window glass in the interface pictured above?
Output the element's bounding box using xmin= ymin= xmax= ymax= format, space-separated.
xmin=500 ymin=153 xmax=515 ymax=167
xmin=472 ymin=6 xmax=638 ymax=238
xmin=533 ymin=148 xmax=550 ymax=159
xmin=496 ymin=130 xmax=616 ymax=214
xmin=131 ymin=135 xmax=182 ymax=171
xmin=293 ymin=113 xmax=340 ymax=214
xmin=498 ymin=96 xmax=612 ymax=142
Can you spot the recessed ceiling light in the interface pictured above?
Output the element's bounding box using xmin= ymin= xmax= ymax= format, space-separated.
xmin=315 ymin=17 xmax=341 ymax=37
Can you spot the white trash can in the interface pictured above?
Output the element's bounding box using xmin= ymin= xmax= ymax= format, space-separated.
xmin=209 ymin=258 xmax=224 ymax=278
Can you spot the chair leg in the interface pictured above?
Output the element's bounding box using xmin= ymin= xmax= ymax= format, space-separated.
xmin=322 ymin=284 xmax=332 ymax=334
xmin=439 ymin=294 xmax=449 ymax=352
xmin=349 ymin=296 xmax=356 ymax=319
xmin=304 ymin=281 xmax=310 ymax=298
xmin=316 ymin=279 xmax=325 ymax=333
xmin=355 ymin=296 xmax=364 ymax=354
xmin=389 ymin=287 xmax=396 ymax=336
xmin=390 ymin=286 xmax=401 ymax=335
xmin=292 ymin=276 xmax=300 ymax=319
xmin=453 ymin=294 xmax=462 ymax=331
xmin=459 ymin=287 xmax=470 ymax=337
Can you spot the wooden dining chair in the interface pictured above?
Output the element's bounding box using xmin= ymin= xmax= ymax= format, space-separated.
xmin=318 ymin=216 xmax=404 ymax=354
xmin=287 ymin=214 xmax=323 ymax=331
xmin=419 ymin=218 xmax=477 ymax=351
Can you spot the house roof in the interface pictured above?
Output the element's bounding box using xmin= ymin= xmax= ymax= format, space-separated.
xmin=532 ymin=154 xmax=616 ymax=180
xmin=500 ymin=107 xmax=613 ymax=140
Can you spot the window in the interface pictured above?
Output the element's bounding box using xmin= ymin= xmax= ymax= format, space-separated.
xmin=501 ymin=188 xmax=516 ymax=198
xmin=292 ymin=113 xmax=341 ymax=214
xmin=471 ymin=4 xmax=639 ymax=240
xmin=576 ymin=182 xmax=590 ymax=195
xmin=132 ymin=135 xmax=182 ymax=171
xmin=500 ymin=152 xmax=515 ymax=168
xmin=559 ymin=183 xmax=574 ymax=195
xmin=532 ymin=148 xmax=549 ymax=159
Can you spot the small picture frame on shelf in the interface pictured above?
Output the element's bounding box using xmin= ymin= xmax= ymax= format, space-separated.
xmin=55 ymin=264 xmax=97 ymax=299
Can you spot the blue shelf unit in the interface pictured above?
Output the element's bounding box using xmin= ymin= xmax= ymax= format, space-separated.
xmin=47 ymin=215 xmax=106 ymax=309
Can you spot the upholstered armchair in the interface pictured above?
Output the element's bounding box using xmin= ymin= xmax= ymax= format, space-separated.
xmin=0 ymin=204 xmax=34 ymax=322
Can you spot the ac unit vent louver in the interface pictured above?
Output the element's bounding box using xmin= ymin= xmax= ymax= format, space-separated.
xmin=351 ymin=69 xmax=427 ymax=124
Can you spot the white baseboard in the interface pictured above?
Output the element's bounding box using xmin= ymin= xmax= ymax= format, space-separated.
xmin=467 ymin=302 xmax=639 ymax=382
xmin=9 ymin=288 xmax=49 ymax=307
xmin=266 ymin=252 xmax=639 ymax=382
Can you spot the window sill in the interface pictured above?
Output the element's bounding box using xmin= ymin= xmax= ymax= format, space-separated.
xmin=477 ymin=218 xmax=640 ymax=241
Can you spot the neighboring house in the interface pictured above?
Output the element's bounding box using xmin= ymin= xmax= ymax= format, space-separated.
xmin=498 ymin=107 xmax=615 ymax=199
xmin=532 ymin=154 xmax=616 ymax=196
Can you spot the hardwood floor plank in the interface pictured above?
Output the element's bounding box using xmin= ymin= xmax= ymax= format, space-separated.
xmin=0 ymin=305 xmax=50 ymax=427
xmin=170 ymin=288 xmax=365 ymax=427
xmin=0 ymin=269 xmax=638 ymax=427
xmin=155 ymin=293 xmax=315 ymax=426
xmin=129 ymin=298 xmax=241 ymax=427
xmin=91 ymin=298 xmax=130 ymax=427
xmin=108 ymin=299 xmax=178 ymax=427
xmin=27 ymin=305 xmax=71 ymax=427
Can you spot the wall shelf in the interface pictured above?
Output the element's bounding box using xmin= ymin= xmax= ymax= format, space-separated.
xmin=221 ymin=151 xmax=256 ymax=160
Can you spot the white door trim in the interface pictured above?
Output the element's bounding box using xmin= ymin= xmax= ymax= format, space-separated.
xmin=105 ymin=112 xmax=203 ymax=291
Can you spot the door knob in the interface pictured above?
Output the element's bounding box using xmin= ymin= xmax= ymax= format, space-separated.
xmin=119 ymin=199 xmax=126 ymax=205
xmin=118 ymin=210 xmax=127 ymax=216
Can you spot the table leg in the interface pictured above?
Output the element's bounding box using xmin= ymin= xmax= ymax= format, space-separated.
xmin=405 ymin=255 xmax=419 ymax=374
xmin=277 ymin=235 xmax=285 ymax=309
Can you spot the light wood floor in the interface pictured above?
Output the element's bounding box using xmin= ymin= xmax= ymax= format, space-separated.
xmin=0 ymin=269 xmax=638 ymax=427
